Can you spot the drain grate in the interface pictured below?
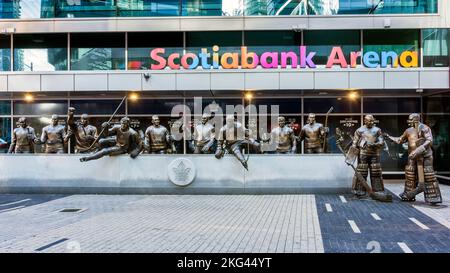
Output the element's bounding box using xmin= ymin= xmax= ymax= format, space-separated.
xmin=58 ymin=208 xmax=86 ymax=213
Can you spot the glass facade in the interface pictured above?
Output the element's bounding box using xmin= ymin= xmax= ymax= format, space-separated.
xmin=13 ymin=34 xmax=67 ymax=71
xmin=0 ymin=0 xmax=438 ymax=18
xmin=0 ymin=29 xmax=447 ymax=70
xmin=244 ymin=31 xmax=301 ymax=64
xmin=423 ymin=93 xmax=450 ymax=173
xmin=0 ymin=34 xmax=10 ymax=71
xmin=363 ymin=29 xmax=420 ymax=64
xmin=423 ymin=29 xmax=449 ymax=67
xmin=128 ymin=32 xmax=183 ymax=70
xmin=187 ymin=31 xmax=242 ymax=50
xmin=70 ymin=33 xmax=125 ymax=70
xmin=303 ymin=30 xmax=360 ymax=65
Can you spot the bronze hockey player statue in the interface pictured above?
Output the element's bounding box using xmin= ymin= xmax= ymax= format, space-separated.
xmin=8 ymin=117 xmax=38 ymax=153
xmin=299 ymin=113 xmax=328 ymax=153
xmin=386 ymin=113 xmax=442 ymax=205
xmin=40 ymin=114 xmax=66 ymax=154
xmin=79 ymin=117 xmax=142 ymax=162
xmin=193 ymin=113 xmax=215 ymax=154
xmin=215 ymin=115 xmax=259 ymax=171
xmin=145 ymin=115 xmax=172 ymax=154
xmin=65 ymin=110 xmax=98 ymax=154
xmin=269 ymin=116 xmax=297 ymax=154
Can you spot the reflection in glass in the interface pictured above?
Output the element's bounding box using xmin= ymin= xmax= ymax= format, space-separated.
xmin=244 ymin=31 xmax=301 ymax=67
xmin=118 ymin=0 xmax=180 ymax=16
xmin=181 ymin=0 xmax=223 ymax=16
xmin=0 ymin=0 xmax=438 ymax=18
xmin=303 ymin=30 xmax=360 ymax=65
xmin=363 ymin=29 xmax=419 ymax=65
xmin=70 ymin=100 xmax=125 ymax=115
xmin=304 ymin=97 xmax=361 ymax=113
xmin=424 ymin=114 xmax=450 ymax=174
xmin=13 ymin=34 xmax=67 ymax=71
xmin=128 ymin=32 xmax=183 ymax=70
xmin=423 ymin=94 xmax=450 ymax=114
xmin=363 ymin=97 xmax=420 ymax=114
xmin=0 ymin=0 xmax=55 ymax=19
xmin=56 ymin=0 xmax=116 ymax=18
xmin=313 ymin=115 xmax=360 ymax=154
xmin=0 ymin=117 xmax=11 ymax=153
xmin=13 ymin=100 xmax=68 ymax=116
xmin=375 ymin=115 xmax=410 ymax=171
xmin=244 ymin=0 xmax=305 ymax=16
xmin=248 ymin=98 xmax=301 ymax=114
xmin=71 ymin=33 xmax=125 ymax=70
xmin=184 ymin=31 xmax=243 ymax=68
xmin=0 ymin=101 xmax=11 ymax=115
xmin=188 ymin=98 xmax=243 ymax=115
xmin=0 ymin=35 xmax=11 ymax=71
xmin=128 ymin=99 xmax=185 ymax=115
xmin=423 ymin=29 xmax=449 ymax=67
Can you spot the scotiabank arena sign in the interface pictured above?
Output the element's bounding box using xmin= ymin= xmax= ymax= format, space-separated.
xmin=149 ymin=46 xmax=418 ymax=70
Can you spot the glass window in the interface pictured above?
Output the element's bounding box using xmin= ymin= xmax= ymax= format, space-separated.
xmin=315 ymin=115 xmax=361 ymax=154
xmin=244 ymin=0 xmax=305 ymax=16
xmin=363 ymin=97 xmax=420 ymax=114
xmin=303 ymin=30 xmax=361 ymax=65
xmin=118 ymin=0 xmax=180 ymax=16
xmin=424 ymin=114 xmax=450 ymax=173
xmin=0 ymin=0 xmax=55 ymax=19
xmin=70 ymin=100 xmax=125 ymax=115
xmin=13 ymin=100 xmax=68 ymax=116
xmin=181 ymin=0 xmax=222 ymax=16
xmin=0 ymin=0 xmax=438 ymax=19
xmin=128 ymin=32 xmax=183 ymax=70
xmin=190 ymin=98 xmax=243 ymax=115
xmin=245 ymin=30 xmax=300 ymax=53
xmin=70 ymin=33 xmax=125 ymax=70
xmin=371 ymin=0 xmax=437 ymax=15
xmin=13 ymin=34 xmax=67 ymax=71
xmin=304 ymin=97 xmax=361 ymax=114
xmin=244 ymin=31 xmax=301 ymax=67
xmin=187 ymin=31 xmax=242 ymax=47
xmin=185 ymin=31 xmax=243 ymax=67
xmin=375 ymin=115 xmax=410 ymax=171
xmin=55 ymin=0 xmax=116 ymax=18
xmin=128 ymin=99 xmax=185 ymax=115
xmin=363 ymin=29 xmax=419 ymax=66
xmin=423 ymin=93 xmax=450 ymax=114
xmin=248 ymin=98 xmax=301 ymax=114
xmin=0 ymin=117 xmax=11 ymax=153
xmin=0 ymin=101 xmax=11 ymax=115
xmin=423 ymin=29 xmax=449 ymax=67
xmin=0 ymin=35 xmax=11 ymax=71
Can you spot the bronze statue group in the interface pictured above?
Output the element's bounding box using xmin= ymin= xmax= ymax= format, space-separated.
xmin=8 ymin=106 xmax=442 ymax=206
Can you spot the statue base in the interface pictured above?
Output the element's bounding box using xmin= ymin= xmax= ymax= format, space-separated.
xmin=0 ymin=154 xmax=352 ymax=194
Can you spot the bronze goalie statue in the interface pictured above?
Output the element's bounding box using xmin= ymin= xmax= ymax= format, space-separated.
xmin=386 ymin=113 xmax=442 ymax=205
xmin=337 ymin=115 xmax=392 ymax=202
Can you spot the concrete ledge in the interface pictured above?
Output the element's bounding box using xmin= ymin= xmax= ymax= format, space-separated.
xmin=1 ymin=68 xmax=448 ymax=92
xmin=0 ymin=154 xmax=353 ymax=194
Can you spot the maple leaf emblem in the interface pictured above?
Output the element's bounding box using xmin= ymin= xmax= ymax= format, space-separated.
xmin=173 ymin=161 xmax=191 ymax=182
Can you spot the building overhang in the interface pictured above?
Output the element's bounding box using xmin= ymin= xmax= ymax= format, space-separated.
xmin=0 ymin=68 xmax=448 ymax=94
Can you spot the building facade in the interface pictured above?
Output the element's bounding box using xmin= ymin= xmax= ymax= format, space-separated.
xmin=0 ymin=0 xmax=449 ymax=177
